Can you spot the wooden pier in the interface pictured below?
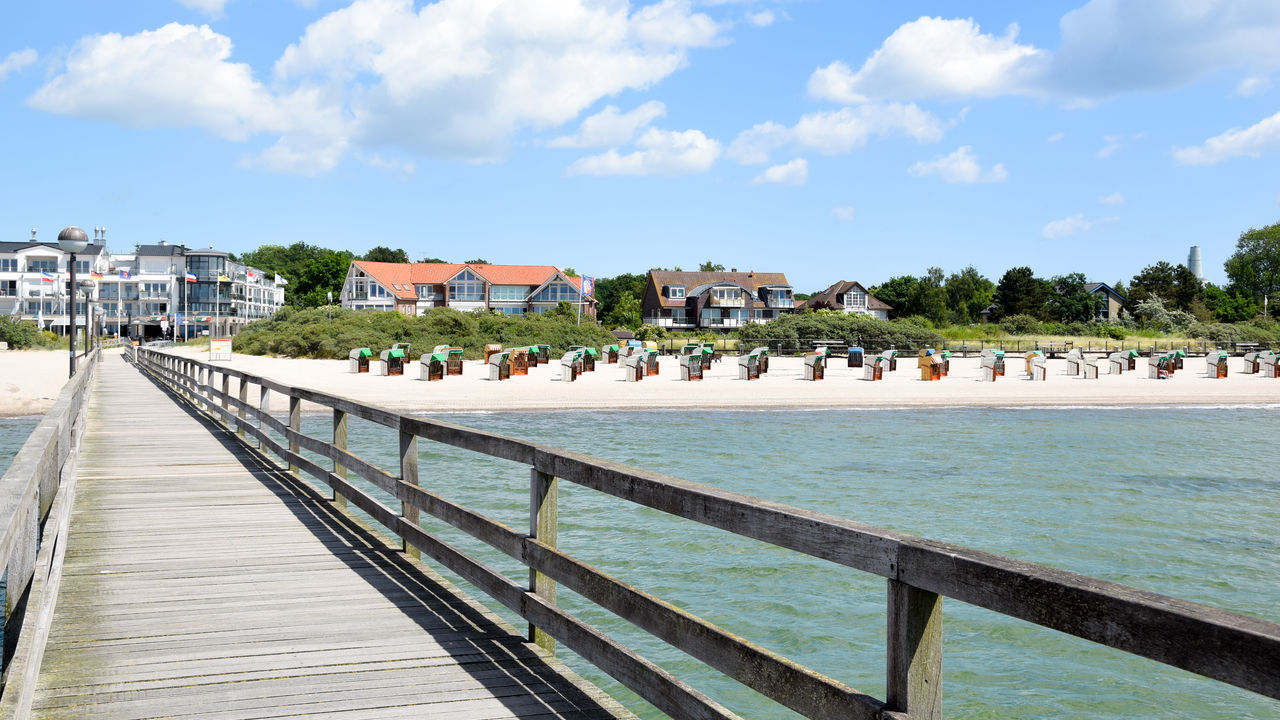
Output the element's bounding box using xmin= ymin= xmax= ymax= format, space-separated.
xmin=1 ymin=347 xmax=1278 ymax=719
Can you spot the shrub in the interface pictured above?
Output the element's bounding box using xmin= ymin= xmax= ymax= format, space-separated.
xmin=998 ymin=314 xmax=1043 ymax=335
xmin=0 ymin=316 xmax=45 ymax=349
xmin=1187 ymin=322 xmax=1240 ymax=342
xmin=736 ymin=309 xmax=942 ymax=349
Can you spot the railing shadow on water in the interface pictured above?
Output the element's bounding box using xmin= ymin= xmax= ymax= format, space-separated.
xmin=131 ymin=346 xmax=1280 ymax=720
xmin=0 ymin=347 xmax=101 ymax=715
xmin=114 ymin=360 xmax=627 ymax=720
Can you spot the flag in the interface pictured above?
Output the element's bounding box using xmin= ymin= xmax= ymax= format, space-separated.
xmin=217 ymin=274 xmax=231 ymax=282
xmin=247 ymin=271 xmax=257 ymax=281
xmin=41 ymin=272 xmax=54 ymax=283
xmin=91 ymin=271 xmax=103 ymax=279
xmin=581 ymin=275 xmax=595 ymax=297
xmin=185 ymin=271 xmax=197 ymax=283
xmin=274 ymin=273 xmax=287 ymax=286
xmin=118 ymin=269 xmax=131 ymax=279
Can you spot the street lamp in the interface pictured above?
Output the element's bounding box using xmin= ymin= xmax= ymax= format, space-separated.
xmin=327 ymin=291 xmax=333 ymax=325
xmin=57 ymin=227 xmax=89 ymax=377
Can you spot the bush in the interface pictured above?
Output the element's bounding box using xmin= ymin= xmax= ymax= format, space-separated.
xmin=736 ymin=309 xmax=942 ymax=349
xmin=634 ymin=324 xmax=667 ymax=342
xmin=998 ymin=314 xmax=1043 ymax=335
xmin=0 ymin=317 xmax=49 ymax=349
xmin=232 ymin=306 xmax=617 ymax=359
xmin=1187 ymin=322 xmax=1241 ymax=342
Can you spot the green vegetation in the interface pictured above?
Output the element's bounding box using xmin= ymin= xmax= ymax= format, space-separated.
xmin=737 ymin=310 xmax=943 ymax=348
xmin=0 ymin=317 xmax=63 ymax=349
xmin=233 ymin=306 xmax=616 ymax=359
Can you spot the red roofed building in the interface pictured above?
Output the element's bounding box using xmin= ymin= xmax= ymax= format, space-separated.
xmin=340 ymin=261 xmax=594 ymax=318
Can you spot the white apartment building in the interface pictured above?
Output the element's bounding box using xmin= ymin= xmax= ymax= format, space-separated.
xmin=1 ymin=232 xmax=286 ymax=340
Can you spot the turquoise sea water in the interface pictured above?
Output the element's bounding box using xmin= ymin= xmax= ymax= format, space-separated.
xmin=291 ymin=406 xmax=1280 ymax=720
xmin=0 ymin=418 xmax=39 ymax=476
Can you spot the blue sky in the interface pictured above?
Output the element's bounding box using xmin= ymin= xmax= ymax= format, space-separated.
xmin=3 ymin=1 xmax=1279 ymax=293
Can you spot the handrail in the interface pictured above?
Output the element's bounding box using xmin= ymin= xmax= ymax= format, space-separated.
xmin=0 ymin=348 xmax=101 ymax=691
xmin=134 ymin=348 xmax=1280 ymax=719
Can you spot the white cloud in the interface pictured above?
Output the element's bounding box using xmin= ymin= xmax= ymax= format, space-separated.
xmin=1041 ymin=213 xmax=1118 ymax=239
xmin=30 ymin=0 xmax=725 ymax=173
xmin=809 ymin=2 xmax=1280 ymax=106
xmin=566 ymin=127 xmax=720 ymax=176
xmin=1099 ymin=192 xmax=1125 ymax=206
xmin=358 ymin=152 xmax=416 ymax=175
xmin=1095 ymin=134 xmax=1122 ymax=158
xmin=747 ymin=11 xmax=774 ymax=27
xmin=1173 ymin=109 xmax=1280 ymax=165
xmin=548 ymin=101 xmax=666 ymax=148
xmin=833 ymin=206 xmax=855 ymax=222
xmin=178 ymin=0 xmax=231 ymax=18
xmin=808 ymin=17 xmax=1045 ymax=103
xmin=1236 ymin=74 xmax=1272 ymax=96
xmin=1047 ymin=131 xmax=1064 ymax=142
xmin=0 ymin=48 xmax=37 ymax=81
xmin=728 ymin=103 xmax=945 ymax=165
xmin=751 ymin=158 xmax=806 ymax=185
xmin=908 ymin=146 xmax=1006 ymax=184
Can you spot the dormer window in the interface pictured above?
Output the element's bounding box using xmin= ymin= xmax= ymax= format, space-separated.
xmin=665 ymin=284 xmax=685 ymax=299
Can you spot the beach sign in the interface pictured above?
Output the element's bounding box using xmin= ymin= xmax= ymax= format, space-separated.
xmin=210 ymin=338 xmax=232 ymax=362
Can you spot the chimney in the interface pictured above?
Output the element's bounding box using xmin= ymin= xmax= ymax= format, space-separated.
xmin=159 ymin=239 xmax=167 ymax=247
xmin=30 ymin=228 xmax=36 ymax=241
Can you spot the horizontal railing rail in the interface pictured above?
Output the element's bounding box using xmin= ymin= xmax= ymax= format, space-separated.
xmin=134 ymin=347 xmax=1280 ymax=720
xmin=0 ymin=348 xmax=100 ymax=706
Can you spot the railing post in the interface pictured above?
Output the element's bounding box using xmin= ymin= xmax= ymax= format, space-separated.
xmin=399 ymin=428 xmax=419 ymax=559
xmin=258 ymin=386 xmax=269 ymax=451
xmin=237 ymin=377 xmax=248 ymax=440
xmin=288 ymin=396 xmax=300 ymax=475
xmin=529 ymin=468 xmax=558 ymax=654
xmin=332 ymin=409 xmax=348 ymax=508
xmin=220 ymin=372 xmax=230 ymax=427
xmin=887 ymin=579 xmax=942 ymax=720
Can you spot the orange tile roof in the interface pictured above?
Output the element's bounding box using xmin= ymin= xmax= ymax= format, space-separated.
xmin=354 ymin=261 xmax=579 ymax=301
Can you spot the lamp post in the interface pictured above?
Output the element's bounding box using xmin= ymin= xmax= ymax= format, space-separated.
xmin=327 ymin=291 xmax=333 ymax=325
xmin=57 ymin=227 xmax=89 ymax=377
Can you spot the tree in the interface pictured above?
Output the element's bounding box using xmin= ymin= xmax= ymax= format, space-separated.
xmin=464 ymin=258 xmax=489 ymax=265
xmin=604 ymin=292 xmax=642 ymax=330
xmin=944 ymin=266 xmax=995 ymax=324
xmin=870 ymin=276 xmax=917 ymax=319
xmin=593 ymin=273 xmax=648 ymax=321
xmin=1203 ymin=283 xmax=1259 ymax=322
xmin=905 ymin=267 xmax=948 ymax=325
xmin=362 ymin=246 xmax=409 ymax=264
xmin=1225 ymin=221 xmax=1280 ymax=315
xmin=1128 ymin=261 xmax=1201 ymax=311
xmin=418 ymin=257 xmax=448 ymax=263
xmin=562 ymin=267 xmax=578 ymax=277
xmin=991 ymin=267 xmax=1048 ymax=320
xmin=699 ymin=260 xmax=726 ymax=272
xmin=1046 ymin=272 xmax=1102 ymax=323
xmin=239 ymin=242 xmax=355 ymax=308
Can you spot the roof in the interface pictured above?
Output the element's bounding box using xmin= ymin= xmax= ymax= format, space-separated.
xmin=0 ymin=241 xmax=107 ymax=255
xmin=136 ymin=244 xmax=186 ymax=257
xmin=805 ymin=280 xmax=892 ymax=312
xmin=649 ymin=270 xmax=790 ymax=307
xmin=353 ymin=261 xmax=580 ymax=301
xmin=1084 ymin=282 xmax=1127 ymax=301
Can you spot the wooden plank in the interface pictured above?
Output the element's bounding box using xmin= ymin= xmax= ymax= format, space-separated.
xmin=529 ymin=469 xmax=557 ymax=654
xmin=886 ymin=580 xmax=942 ymax=720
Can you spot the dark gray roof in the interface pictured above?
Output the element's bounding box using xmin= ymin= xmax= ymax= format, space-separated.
xmin=136 ymin=244 xmax=186 ymax=257
xmin=807 ymin=280 xmax=892 ymax=311
xmin=1084 ymin=282 xmax=1126 ymax=301
xmin=0 ymin=241 xmax=105 ymax=255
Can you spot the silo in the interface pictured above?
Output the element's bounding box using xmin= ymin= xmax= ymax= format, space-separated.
xmin=1188 ymin=245 xmax=1204 ymax=281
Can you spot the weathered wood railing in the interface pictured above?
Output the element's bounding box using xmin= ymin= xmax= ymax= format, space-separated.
xmin=133 ymin=348 xmax=1280 ymax=720
xmin=0 ymin=348 xmax=100 ymax=706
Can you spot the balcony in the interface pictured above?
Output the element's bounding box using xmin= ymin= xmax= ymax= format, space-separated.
xmin=701 ymin=318 xmax=745 ymax=329
xmin=706 ymin=297 xmax=745 ymax=308
xmin=765 ymin=299 xmax=795 ymax=309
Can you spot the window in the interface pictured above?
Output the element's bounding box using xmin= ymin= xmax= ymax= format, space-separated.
xmin=496 ymin=306 xmax=525 ymax=316
xmin=670 ymin=307 xmax=686 ymax=321
xmin=489 ymin=285 xmax=527 ymax=302
xmin=186 ymin=255 xmax=226 ymax=281
xmin=0 ymin=280 xmax=15 ymax=296
xmin=844 ymin=289 xmax=867 ymax=309
xmin=416 ymin=284 xmax=441 ymax=299
xmin=666 ymin=285 xmax=685 ymax=299
xmin=0 ymin=259 xmax=17 ymax=272
xmin=141 ymin=282 xmax=169 ymax=298
xmin=711 ymin=286 xmax=740 ymax=302
xmin=531 ymin=281 xmax=579 ymax=304
xmin=448 ymin=270 xmax=486 ymax=301
xmin=27 ymin=258 xmax=57 ymax=272
xmin=76 ymin=260 xmax=90 ymax=274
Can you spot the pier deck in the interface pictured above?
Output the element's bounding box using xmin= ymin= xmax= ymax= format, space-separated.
xmin=28 ymin=356 xmax=626 ymax=720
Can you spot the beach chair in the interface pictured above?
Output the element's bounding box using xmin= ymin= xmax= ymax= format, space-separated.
xmin=1243 ymin=351 xmax=1261 ymax=374
xmin=1064 ymin=348 xmax=1084 ymax=376
xmin=847 ymin=347 xmax=864 ymax=368
xmin=643 ymin=349 xmax=659 ymax=376
xmin=804 ymin=352 xmax=825 ymax=381
xmin=420 ymin=352 xmax=445 ymax=381
xmin=379 ymin=347 xmax=407 ymax=376
xmin=1083 ymin=355 xmax=1099 ymax=379
xmin=738 ymin=350 xmax=760 ymax=380
xmin=488 ymin=351 xmax=511 ymax=381
xmin=1259 ymin=351 xmax=1279 ymax=378
xmin=602 ymin=344 xmax=619 ymax=364
xmin=1148 ymin=353 xmax=1171 ymax=380
xmin=622 ymin=352 xmax=644 ymax=382
xmin=1024 ymin=350 xmax=1043 ymax=376
xmin=938 ymin=350 xmax=951 ymax=376
xmin=980 ymin=349 xmax=1005 ymax=378
xmin=679 ymin=353 xmax=703 ymax=381
xmin=878 ymin=349 xmax=898 ymax=372
xmin=348 ymin=348 xmax=372 ymax=373
xmin=700 ymin=343 xmax=718 ymax=368
xmin=754 ymin=347 xmax=770 ymax=374
xmin=1206 ymin=351 xmax=1228 ymax=378
xmin=509 ymin=348 xmax=529 ymax=376
xmin=483 ymin=343 xmax=503 ymax=365
xmin=559 ymin=351 xmax=581 ymax=382
xmin=918 ymin=349 xmax=941 ymax=381
xmin=863 ymin=355 xmax=884 ymax=381
xmin=1029 ymin=354 xmax=1047 ymax=381
xmin=1107 ymin=351 xmax=1128 ymax=375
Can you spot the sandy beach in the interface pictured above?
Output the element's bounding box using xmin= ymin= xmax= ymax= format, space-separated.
xmin=5 ymin=346 xmax=1277 ymax=417
xmin=136 ymin=346 xmax=1280 ymax=414
xmin=0 ymin=350 xmax=80 ymax=417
